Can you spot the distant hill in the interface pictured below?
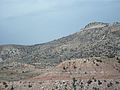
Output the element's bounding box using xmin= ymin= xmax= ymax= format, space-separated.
xmin=0 ymin=22 xmax=120 ymax=67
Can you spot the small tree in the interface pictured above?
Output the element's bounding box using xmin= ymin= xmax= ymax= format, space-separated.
xmin=72 ymin=77 xmax=77 ymax=90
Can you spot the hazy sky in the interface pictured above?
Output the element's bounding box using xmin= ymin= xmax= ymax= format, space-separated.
xmin=0 ymin=0 xmax=120 ymax=45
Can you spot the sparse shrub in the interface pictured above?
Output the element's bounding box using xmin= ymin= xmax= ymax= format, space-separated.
xmin=98 ymin=80 xmax=102 ymax=85
xmin=96 ymin=59 xmax=102 ymax=63
xmin=93 ymin=61 xmax=95 ymax=64
xmin=106 ymin=54 xmax=115 ymax=58
xmin=85 ymin=72 xmax=87 ymax=74
xmin=22 ymin=71 xmax=25 ymax=73
xmin=96 ymin=63 xmax=99 ymax=66
xmin=104 ymin=80 xmax=106 ymax=82
xmin=28 ymin=84 xmax=32 ymax=88
xmin=63 ymin=66 xmax=66 ymax=70
xmin=72 ymin=77 xmax=77 ymax=90
xmin=3 ymin=82 xmax=8 ymax=88
xmin=65 ymin=84 xmax=68 ymax=90
xmin=118 ymin=60 xmax=120 ymax=63
xmin=116 ymin=57 xmax=120 ymax=60
xmin=73 ymin=65 xmax=77 ymax=69
xmin=94 ymin=79 xmax=97 ymax=82
xmin=107 ymin=82 xmax=113 ymax=87
xmin=10 ymin=72 xmax=13 ymax=75
xmin=11 ymin=85 xmax=14 ymax=90
xmin=83 ymin=61 xmax=86 ymax=63
xmin=93 ymin=87 xmax=99 ymax=90
xmin=5 ymin=84 xmax=8 ymax=88
xmin=63 ymin=66 xmax=67 ymax=72
xmin=116 ymin=57 xmax=120 ymax=63
xmin=3 ymin=82 xmax=7 ymax=85
xmin=92 ymin=77 xmax=96 ymax=82
xmin=80 ymin=82 xmax=84 ymax=89
xmin=39 ymin=82 xmax=43 ymax=84
xmin=115 ymin=81 xmax=119 ymax=84
xmin=63 ymin=81 xmax=65 ymax=84
xmin=87 ymin=79 xmax=92 ymax=85
xmin=55 ymin=86 xmax=58 ymax=89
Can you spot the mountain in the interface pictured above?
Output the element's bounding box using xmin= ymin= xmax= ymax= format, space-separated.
xmin=0 ymin=22 xmax=120 ymax=67
xmin=0 ymin=22 xmax=120 ymax=90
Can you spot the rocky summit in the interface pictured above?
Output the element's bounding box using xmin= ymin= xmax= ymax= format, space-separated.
xmin=0 ymin=22 xmax=120 ymax=90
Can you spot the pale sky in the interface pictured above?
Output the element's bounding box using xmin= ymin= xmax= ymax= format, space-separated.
xmin=0 ymin=0 xmax=120 ymax=45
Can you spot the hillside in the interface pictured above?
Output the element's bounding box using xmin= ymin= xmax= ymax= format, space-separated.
xmin=0 ymin=22 xmax=120 ymax=90
xmin=0 ymin=57 xmax=120 ymax=90
xmin=0 ymin=22 xmax=120 ymax=67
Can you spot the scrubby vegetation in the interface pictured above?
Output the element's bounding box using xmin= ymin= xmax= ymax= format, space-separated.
xmin=0 ymin=22 xmax=120 ymax=90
